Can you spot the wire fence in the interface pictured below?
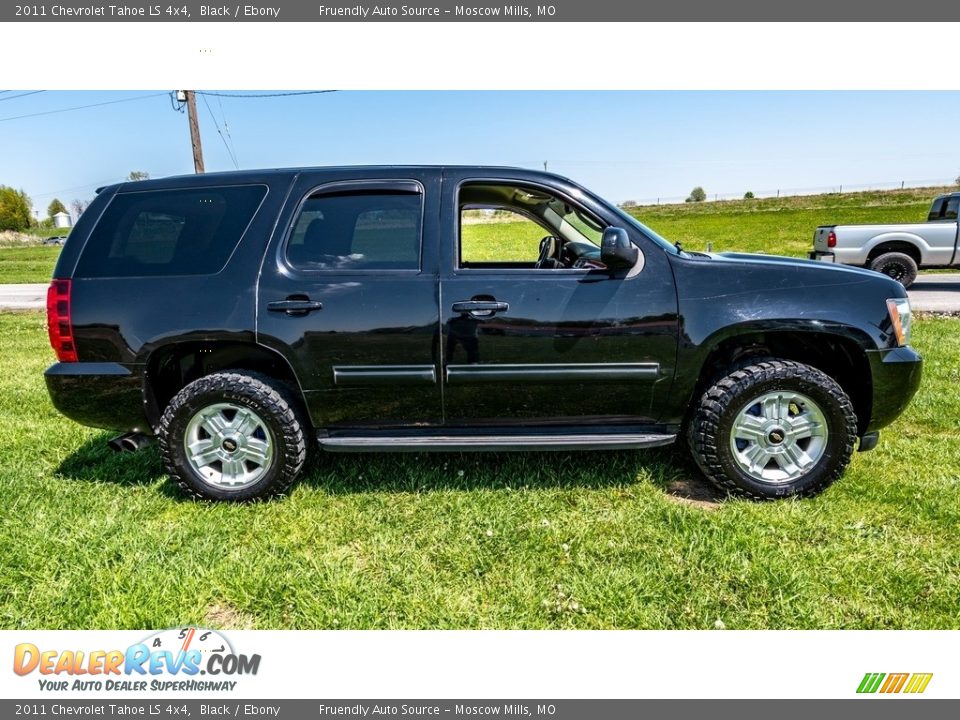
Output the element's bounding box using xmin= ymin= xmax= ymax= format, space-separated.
xmin=622 ymin=177 xmax=959 ymax=207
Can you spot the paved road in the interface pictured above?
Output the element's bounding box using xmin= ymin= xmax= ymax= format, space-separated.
xmin=907 ymin=273 xmax=960 ymax=313
xmin=0 ymin=283 xmax=47 ymax=310
xmin=1 ymin=274 xmax=958 ymax=312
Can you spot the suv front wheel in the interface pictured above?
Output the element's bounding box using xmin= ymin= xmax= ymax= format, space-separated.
xmin=688 ymin=360 xmax=857 ymax=499
xmin=158 ymin=372 xmax=308 ymax=501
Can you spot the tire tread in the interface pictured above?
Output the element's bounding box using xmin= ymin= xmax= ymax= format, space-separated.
xmin=687 ymin=360 xmax=857 ymax=500
xmin=157 ymin=371 xmax=307 ymax=501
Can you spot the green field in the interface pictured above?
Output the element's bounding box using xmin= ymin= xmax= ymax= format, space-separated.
xmin=0 ymin=246 xmax=61 ymax=284
xmin=2 ymin=311 xmax=957 ymax=630
xmin=460 ymin=186 xmax=953 ymax=264
xmin=629 ymin=187 xmax=949 ymax=257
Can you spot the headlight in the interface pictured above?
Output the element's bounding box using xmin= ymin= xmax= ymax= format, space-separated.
xmin=886 ymin=298 xmax=912 ymax=347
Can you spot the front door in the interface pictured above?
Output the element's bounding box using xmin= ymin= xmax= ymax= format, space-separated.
xmin=438 ymin=171 xmax=679 ymax=427
xmin=257 ymin=171 xmax=442 ymax=429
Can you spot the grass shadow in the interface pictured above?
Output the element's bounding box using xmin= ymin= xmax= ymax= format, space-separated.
xmin=55 ymin=433 xmax=165 ymax=488
xmin=299 ymin=443 xmax=722 ymax=504
xmin=54 ymin=432 xmax=723 ymax=506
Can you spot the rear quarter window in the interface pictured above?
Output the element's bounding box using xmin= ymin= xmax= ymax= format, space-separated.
xmin=75 ymin=185 xmax=267 ymax=278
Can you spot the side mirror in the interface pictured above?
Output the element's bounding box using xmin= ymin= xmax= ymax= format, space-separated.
xmin=600 ymin=227 xmax=638 ymax=269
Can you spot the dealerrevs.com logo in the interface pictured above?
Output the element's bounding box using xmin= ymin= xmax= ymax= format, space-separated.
xmin=13 ymin=627 xmax=261 ymax=693
xmin=857 ymin=673 xmax=933 ymax=695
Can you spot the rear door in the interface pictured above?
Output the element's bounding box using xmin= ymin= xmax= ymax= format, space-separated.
xmin=256 ymin=170 xmax=442 ymax=429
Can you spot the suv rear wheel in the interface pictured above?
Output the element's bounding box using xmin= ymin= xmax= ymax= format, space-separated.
xmin=688 ymin=360 xmax=857 ymax=499
xmin=158 ymin=372 xmax=308 ymax=501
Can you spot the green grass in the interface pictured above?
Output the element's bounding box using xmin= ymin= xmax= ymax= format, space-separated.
xmin=627 ymin=186 xmax=951 ymax=257
xmin=1 ymin=311 xmax=957 ymax=630
xmin=0 ymin=246 xmax=60 ymax=284
xmin=462 ymin=220 xmax=545 ymax=262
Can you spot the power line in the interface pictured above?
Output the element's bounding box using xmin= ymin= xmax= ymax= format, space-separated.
xmin=0 ymin=90 xmax=46 ymax=102
xmin=0 ymin=93 xmax=166 ymax=123
xmin=31 ymin=178 xmax=125 ymax=200
xmin=216 ymin=94 xmax=240 ymax=169
xmin=200 ymin=93 xmax=240 ymax=170
xmin=194 ymin=90 xmax=338 ymax=98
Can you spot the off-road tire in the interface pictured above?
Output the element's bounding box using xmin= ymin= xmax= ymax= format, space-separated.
xmin=158 ymin=372 xmax=308 ymax=501
xmin=869 ymin=252 xmax=918 ymax=288
xmin=688 ymin=360 xmax=857 ymax=500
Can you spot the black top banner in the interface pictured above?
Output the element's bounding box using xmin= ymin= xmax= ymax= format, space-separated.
xmin=6 ymin=0 xmax=956 ymax=21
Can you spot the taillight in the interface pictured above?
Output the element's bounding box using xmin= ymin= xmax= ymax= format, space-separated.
xmin=827 ymin=230 xmax=837 ymax=248
xmin=46 ymin=279 xmax=77 ymax=362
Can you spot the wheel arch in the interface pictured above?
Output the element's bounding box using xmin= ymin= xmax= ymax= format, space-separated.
xmin=143 ymin=340 xmax=308 ymax=430
xmin=685 ymin=324 xmax=874 ymax=435
xmin=864 ymin=236 xmax=924 ymax=265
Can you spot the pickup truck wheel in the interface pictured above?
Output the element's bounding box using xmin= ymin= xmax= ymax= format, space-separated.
xmin=688 ymin=360 xmax=857 ymax=500
xmin=869 ymin=252 xmax=918 ymax=288
xmin=158 ymin=372 xmax=308 ymax=501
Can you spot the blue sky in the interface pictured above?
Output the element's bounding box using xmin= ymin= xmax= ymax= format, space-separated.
xmin=3 ymin=90 xmax=960 ymax=212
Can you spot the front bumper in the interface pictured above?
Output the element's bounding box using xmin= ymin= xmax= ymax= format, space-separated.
xmin=45 ymin=362 xmax=151 ymax=433
xmin=808 ymin=251 xmax=836 ymax=263
xmin=864 ymin=346 xmax=922 ymax=433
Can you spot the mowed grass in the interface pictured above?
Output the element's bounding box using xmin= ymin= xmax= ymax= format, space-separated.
xmin=627 ymin=186 xmax=951 ymax=257
xmin=460 ymin=186 xmax=955 ymax=264
xmin=1 ymin=311 xmax=957 ymax=630
xmin=0 ymin=246 xmax=60 ymax=284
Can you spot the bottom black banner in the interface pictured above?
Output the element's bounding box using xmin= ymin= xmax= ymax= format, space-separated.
xmin=3 ymin=700 xmax=957 ymax=720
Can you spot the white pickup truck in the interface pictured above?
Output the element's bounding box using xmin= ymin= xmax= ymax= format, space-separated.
xmin=809 ymin=191 xmax=960 ymax=287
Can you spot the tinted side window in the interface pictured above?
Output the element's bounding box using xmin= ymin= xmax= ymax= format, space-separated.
xmin=928 ymin=198 xmax=946 ymax=222
xmin=76 ymin=185 xmax=266 ymax=278
xmin=944 ymin=197 xmax=959 ymax=221
xmin=286 ymin=191 xmax=422 ymax=271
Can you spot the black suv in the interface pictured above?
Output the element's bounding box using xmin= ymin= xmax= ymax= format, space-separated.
xmin=45 ymin=167 xmax=922 ymax=501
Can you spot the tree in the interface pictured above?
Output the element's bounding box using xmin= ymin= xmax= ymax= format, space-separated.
xmin=0 ymin=186 xmax=33 ymax=231
xmin=685 ymin=186 xmax=706 ymax=203
xmin=47 ymin=198 xmax=67 ymax=218
xmin=70 ymin=199 xmax=87 ymax=220
xmin=955 ymin=174 xmax=960 ymax=187
xmin=127 ymin=171 xmax=150 ymax=182
xmin=743 ymin=191 xmax=755 ymax=199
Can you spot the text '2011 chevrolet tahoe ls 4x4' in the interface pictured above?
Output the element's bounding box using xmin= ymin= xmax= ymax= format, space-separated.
xmin=45 ymin=167 xmax=922 ymax=501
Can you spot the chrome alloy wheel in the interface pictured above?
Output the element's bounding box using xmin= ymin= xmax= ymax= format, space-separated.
xmin=184 ymin=402 xmax=274 ymax=488
xmin=728 ymin=390 xmax=828 ymax=484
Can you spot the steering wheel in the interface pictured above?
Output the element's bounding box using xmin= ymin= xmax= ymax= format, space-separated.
xmin=534 ymin=236 xmax=564 ymax=269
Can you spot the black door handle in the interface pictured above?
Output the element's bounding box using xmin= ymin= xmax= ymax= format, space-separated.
xmin=452 ymin=300 xmax=509 ymax=317
xmin=267 ymin=298 xmax=323 ymax=316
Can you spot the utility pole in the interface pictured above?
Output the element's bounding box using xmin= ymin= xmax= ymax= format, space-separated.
xmin=178 ymin=90 xmax=205 ymax=174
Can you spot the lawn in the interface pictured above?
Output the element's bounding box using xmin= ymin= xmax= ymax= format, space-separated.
xmin=0 ymin=246 xmax=60 ymax=284
xmin=1 ymin=311 xmax=957 ymax=630
xmin=627 ymin=186 xmax=951 ymax=257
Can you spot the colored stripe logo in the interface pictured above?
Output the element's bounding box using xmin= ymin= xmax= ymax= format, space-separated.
xmin=857 ymin=672 xmax=933 ymax=694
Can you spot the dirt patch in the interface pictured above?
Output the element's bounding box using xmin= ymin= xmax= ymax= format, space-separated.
xmin=204 ymin=602 xmax=257 ymax=630
xmin=664 ymin=477 xmax=724 ymax=510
